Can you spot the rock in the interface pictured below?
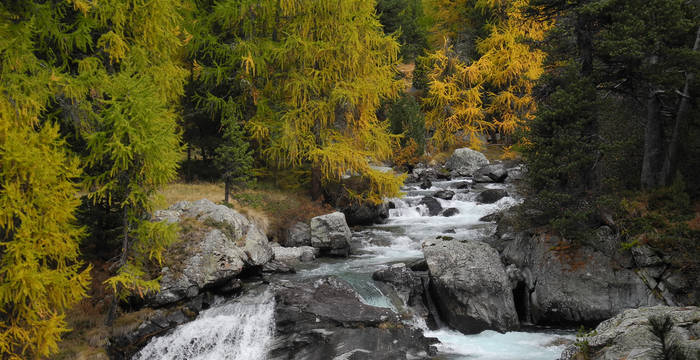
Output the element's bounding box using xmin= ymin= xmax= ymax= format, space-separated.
xmin=109 ymin=297 xmax=210 ymax=359
xmin=273 ymin=245 xmax=317 ymax=265
xmin=442 ymin=208 xmax=459 ymax=217
xmin=262 ymin=259 xmax=295 ymax=274
xmin=501 ymin=231 xmax=662 ymax=326
xmin=632 ymin=245 xmax=664 ymax=267
xmin=372 ymin=263 xmax=423 ymax=305
xmin=436 ymin=168 xmax=452 ymax=180
xmin=408 ymin=258 xmax=429 ymax=272
xmin=342 ymin=202 xmax=389 ymax=226
xmin=285 ymin=222 xmax=311 ymax=247
xmin=560 ymin=306 xmax=700 ymax=360
xmin=479 ymin=212 xmax=502 ymax=222
xmin=475 ymin=164 xmax=508 ymax=183
xmin=420 ymin=177 xmax=432 ymax=190
xmin=150 ymin=199 xmax=273 ymax=306
xmin=310 ymin=212 xmax=352 ymax=257
xmin=412 ymin=164 xmax=436 ymax=179
xmin=423 ymin=238 xmax=519 ymax=333
xmin=450 ymin=181 xmax=472 ymax=190
xmin=505 ymin=165 xmax=526 ymax=182
xmin=270 ymin=276 xmax=437 ymax=360
xmin=476 ymin=189 xmax=508 ymax=204
xmin=419 ymin=197 xmax=442 ymax=216
xmin=433 ymin=190 xmax=455 ymax=200
xmin=444 ymin=148 xmax=489 ymax=176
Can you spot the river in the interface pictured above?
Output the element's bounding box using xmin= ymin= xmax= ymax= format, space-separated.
xmin=136 ymin=178 xmax=574 ymax=359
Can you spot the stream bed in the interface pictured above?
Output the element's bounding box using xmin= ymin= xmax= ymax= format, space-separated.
xmin=136 ymin=178 xmax=575 ymax=359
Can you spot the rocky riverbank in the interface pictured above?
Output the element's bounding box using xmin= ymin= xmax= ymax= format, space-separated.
xmin=108 ymin=147 xmax=698 ymax=360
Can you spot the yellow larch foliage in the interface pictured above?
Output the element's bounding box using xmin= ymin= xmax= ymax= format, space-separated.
xmin=424 ymin=0 xmax=552 ymax=149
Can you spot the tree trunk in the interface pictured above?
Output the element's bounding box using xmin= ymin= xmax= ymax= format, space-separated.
xmin=641 ymin=73 xmax=665 ymax=189
xmin=311 ymin=162 xmax=322 ymax=201
xmin=662 ymin=26 xmax=700 ymax=185
xmin=106 ymin=204 xmax=130 ymax=326
xmin=224 ymin=178 xmax=230 ymax=203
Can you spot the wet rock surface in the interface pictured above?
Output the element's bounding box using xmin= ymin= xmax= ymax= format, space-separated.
xmin=423 ymin=238 xmax=519 ymax=333
xmin=270 ymin=276 xmax=437 ymax=360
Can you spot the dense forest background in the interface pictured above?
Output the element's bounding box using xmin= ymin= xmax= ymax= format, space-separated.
xmin=0 ymin=0 xmax=698 ymax=358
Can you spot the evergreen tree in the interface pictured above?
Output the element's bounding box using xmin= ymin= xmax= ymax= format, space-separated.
xmin=0 ymin=2 xmax=91 ymax=357
xmin=376 ymin=0 xmax=430 ymax=60
xmin=215 ymin=119 xmax=253 ymax=203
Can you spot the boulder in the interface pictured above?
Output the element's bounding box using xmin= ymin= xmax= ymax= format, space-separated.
xmin=285 ymin=222 xmax=311 ymax=247
xmin=420 ymin=177 xmax=432 ymax=190
xmin=310 ymin=212 xmax=352 ymax=257
xmin=342 ymin=202 xmax=389 ymax=226
xmin=476 ymin=188 xmax=508 ymax=204
xmin=270 ymin=276 xmax=437 ymax=360
xmin=501 ymin=231 xmax=662 ymax=326
xmin=273 ymin=245 xmax=317 ymax=265
xmin=442 ymin=208 xmax=459 ymax=217
xmin=419 ymin=197 xmax=443 ymax=216
xmin=423 ymin=238 xmax=519 ymax=333
xmin=150 ymin=199 xmax=273 ymax=306
xmin=372 ymin=263 xmax=423 ymax=305
xmin=560 ymin=306 xmax=700 ymax=360
xmin=433 ymin=190 xmax=455 ymax=200
xmin=444 ymin=148 xmax=489 ymax=176
xmin=450 ymin=181 xmax=472 ymax=190
xmin=632 ymin=245 xmax=664 ymax=267
xmin=475 ymin=164 xmax=508 ymax=183
xmin=479 ymin=212 xmax=502 ymax=222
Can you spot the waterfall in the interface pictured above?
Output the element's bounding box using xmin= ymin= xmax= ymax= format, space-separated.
xmin=134 ymin=290 xmax=275 ymax=360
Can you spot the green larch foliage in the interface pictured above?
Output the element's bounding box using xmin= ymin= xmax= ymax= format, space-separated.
xmin=247 ymin=0 xmax=406 ymax=203
xmin=22 ymin=0 xmax=188 ymax=317
xmin=0 ymin=2 xmax=91 ymax=358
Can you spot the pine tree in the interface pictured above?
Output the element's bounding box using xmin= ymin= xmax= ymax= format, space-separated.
xmin=0 ymin=2 xmax=91 ymax=357
xmin=215 ymin=119 xmax=253 ymax=203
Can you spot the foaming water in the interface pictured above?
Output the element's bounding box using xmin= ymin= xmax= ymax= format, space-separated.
xmin=425 ymin=328 xmax=575 ymax=360
xmin=134 ymin=290 xmax=274 ymax=360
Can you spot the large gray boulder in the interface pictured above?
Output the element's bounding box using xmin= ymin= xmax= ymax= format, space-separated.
xmin=310 ymin=212 xmax=352 ymax=257
xmin=561 ymin=306 xmax=700 ymax=360
xmin=272 ymin=245 xmax=317 ymax=265
xmin=445 ymin=148 xmax=489 ymax=176
xmin=475 ymin=163 xmax=508 ymax=183
xmin=150 ymin=199 xmax=273 ymax=306
xmin=500 ymin=231 xmax=662 ymax=326
xmin=476 ymin=188 xmax=508 ymax=204
xmin=423 ymin=238 xmax=519 ymax=333
xmin=270 ymin=276 xmax=437 ymax=360
xmin=284 ymin=222 xmax=311 ymax=247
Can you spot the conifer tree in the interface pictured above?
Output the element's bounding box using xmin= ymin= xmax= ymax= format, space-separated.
xmin=215 ymin=119 xmax=253 ymax=203
xmin=26 ymin=0 xmax=188 ymax=322
xmin=202 ymin=0 xmax=406 ymax=203
xmin=0 ymin=2 xmax=91 ymax=357
xmin=423 ymin=0 xmax=550 ymax=149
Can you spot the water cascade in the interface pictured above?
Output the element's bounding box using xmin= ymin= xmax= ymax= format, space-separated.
xmin=134 ymin=290 xmax=274 ymax=360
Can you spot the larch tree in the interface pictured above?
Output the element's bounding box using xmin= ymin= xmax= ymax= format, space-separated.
xmin=423 ymin=0 xmax=550 ymax=150
xmin=207 ymin=0 xmax=405 ymax=203
xmin=0 ymin=1 xmax=91 ymax=358
xmin=35 ymin=0 xmax=188 ymax=323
